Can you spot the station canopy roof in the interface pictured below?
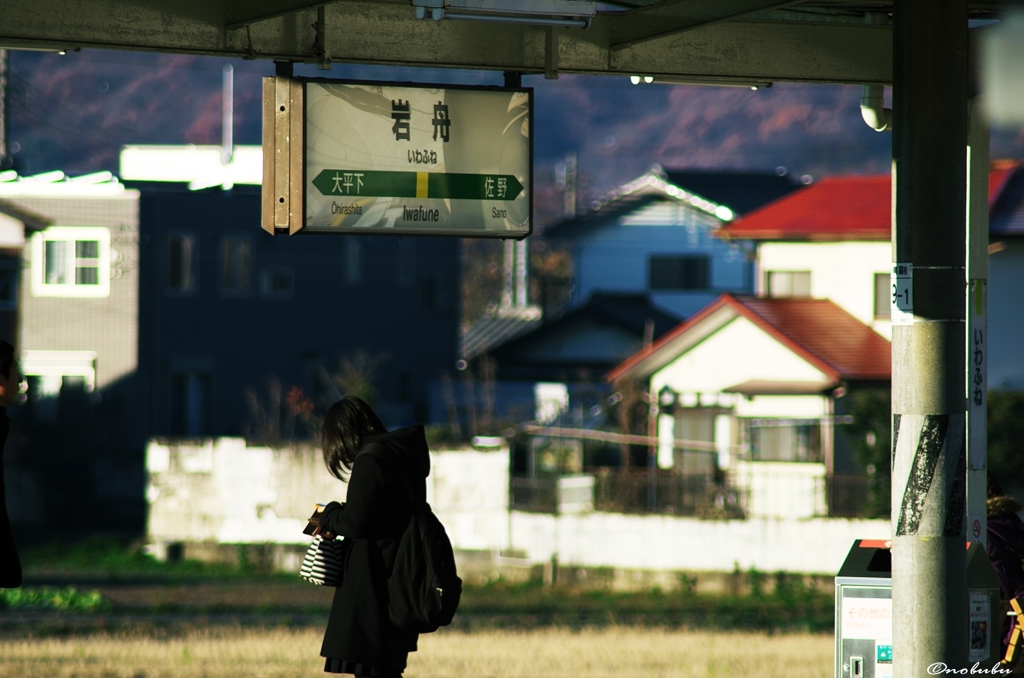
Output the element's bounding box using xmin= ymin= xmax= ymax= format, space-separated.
xmin=0 ymin=1 xmax=1007 ymax=86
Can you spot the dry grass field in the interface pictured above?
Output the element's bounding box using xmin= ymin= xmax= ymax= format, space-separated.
xmin=0 ymin=626 xmax=833 ymax=678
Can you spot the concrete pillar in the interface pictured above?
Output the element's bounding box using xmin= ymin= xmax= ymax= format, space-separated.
xmin=891 ymin=0 xmax=969 ymax=674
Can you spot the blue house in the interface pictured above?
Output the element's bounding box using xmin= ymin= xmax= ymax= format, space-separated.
xmin=437 ymin=167 xmax=800 ymax=430
xmin=542 ymin=167 xmax=796 ymax=318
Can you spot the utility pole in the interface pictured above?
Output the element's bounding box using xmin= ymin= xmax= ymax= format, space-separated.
xmin=891 ymin=0 xmax=969 ymax=675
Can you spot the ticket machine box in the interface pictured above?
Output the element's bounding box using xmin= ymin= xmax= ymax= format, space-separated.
xmin=835 ymin=539 xmax=892 ymax=678
xmin=834 ymin=539 xmax=1002 ymax=678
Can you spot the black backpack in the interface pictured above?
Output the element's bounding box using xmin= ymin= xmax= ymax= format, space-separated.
xmin=369 ymin=451 xmax=462 ymax=633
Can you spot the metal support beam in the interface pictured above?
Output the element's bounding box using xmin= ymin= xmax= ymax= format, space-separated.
xmin=891 ymin=0 xmax=969 ymax=675
xmin=0 ymin=0 xmax=893 ymax=85
xmin=224 ymin=0 xmax=327 ymax=30
xmin=609 ymin=0 xmax=801 ymax=50
xmin=545 ymin=26 xmax=559 ymax=80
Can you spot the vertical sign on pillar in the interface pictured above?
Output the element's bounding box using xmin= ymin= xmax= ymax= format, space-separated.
xmin=261 ymin=76 xmax=304 ymax=235
xmin=891 ymin=263 xmax=914 ymax=325
xmin=966 ymin=98 xmax=990 ymax=547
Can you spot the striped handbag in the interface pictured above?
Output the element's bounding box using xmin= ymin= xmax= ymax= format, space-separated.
xmin=299 ymin=535 xmax=347 ymax=586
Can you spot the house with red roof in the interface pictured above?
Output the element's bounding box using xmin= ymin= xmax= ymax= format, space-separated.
xmin=716 ymin=175 xmax=894 ymax=341
xmin=608 ymin=164 xmax=1023 ymax=519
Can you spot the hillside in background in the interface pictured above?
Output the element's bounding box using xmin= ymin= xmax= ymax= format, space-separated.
xmin=10 ymin=48 xmax=1024 ymax=225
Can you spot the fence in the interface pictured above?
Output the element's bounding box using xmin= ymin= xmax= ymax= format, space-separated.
xmin=510 ymin=470 xmax=882 ymax=519
xmin=825 ymin=473 xmax=886 ymax=519
xmin=509 ymin=476 xmax=558 ymax=514
xmin=511 ymin=470 xmax=745 ymax=517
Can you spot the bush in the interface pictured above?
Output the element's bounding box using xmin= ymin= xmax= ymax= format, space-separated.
xmin=989 ymin=391 xmax=1024 ymax=492
xmin=844 ymin=388 xmax=892 ymax=519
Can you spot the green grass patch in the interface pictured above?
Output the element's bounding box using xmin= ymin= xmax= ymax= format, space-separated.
xmin=20 ymin=536 xmax=289 ymax=581
xmin=456 ymin=573 xmax=834 ymax=633
xmin=0 ymin=586 xmax=110 ymax=612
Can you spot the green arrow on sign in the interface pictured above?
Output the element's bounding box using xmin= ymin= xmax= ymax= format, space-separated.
xmin=312 ymin=170 xmax=524 ymax=201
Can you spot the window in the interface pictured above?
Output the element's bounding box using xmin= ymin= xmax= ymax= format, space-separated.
xmin=747 ymin=419 xmax=821 ymax=462
xmin=170 ymin=370 xmax=213 ymax=437
xmin=21 ymin=350 xmax=97 ymax=424
xmin=766 ymin=270 xmax=812 ymax=298
xmin=874 ymin=272 xmax=890 ymax=319
xmin=167 ymin=235 xmax=197 ymax=293
xmin=221 ymin=237 xmax=251 ymax=293
xmin=673 ymin=410 xmax=717 ymax=472
xmin=31 ymin=227 xmax=111 ymax=298
xmin=345 ymin=239 xmax=362 ymax=286
xmin=260 ymin=267 xmax=294 ymax=299
xmin=649 ymin=255 xmax=710 ymax=291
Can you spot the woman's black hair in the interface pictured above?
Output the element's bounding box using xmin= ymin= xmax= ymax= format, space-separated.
xmin=322 ymin=396 xmax=387 ymax=481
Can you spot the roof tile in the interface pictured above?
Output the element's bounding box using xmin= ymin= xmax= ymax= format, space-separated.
xmin=608 ymin=294 xmax=891 ymax=383
xmin=737 ymin=297 xmax=891 ymax=381
xmin=719 ymin=166 xmax=1018 ymax=241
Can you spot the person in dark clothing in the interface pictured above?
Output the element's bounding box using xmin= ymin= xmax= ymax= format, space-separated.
xmin=314 ymin=396 xmax=430 ymax=677
xmin=0 ymin=340 xmax=22 ymax=589
xmin=986 ymin=473 xmax=1024 ymax=661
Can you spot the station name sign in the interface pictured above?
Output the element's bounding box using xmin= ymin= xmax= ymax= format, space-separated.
xmin=262 ymin=76 xmax=532 ymax=238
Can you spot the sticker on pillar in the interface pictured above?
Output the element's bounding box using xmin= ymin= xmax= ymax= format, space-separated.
xmin=968 ymin=278 xmax=987 ymax=470
xmin=969 ymin=592 xmax=990 ymax=663
xmin=891 ymin=263 xmax=913 ymax=325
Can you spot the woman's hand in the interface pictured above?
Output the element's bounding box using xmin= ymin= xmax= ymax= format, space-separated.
xmin=311 ymin=503 xmax=336 ymax=539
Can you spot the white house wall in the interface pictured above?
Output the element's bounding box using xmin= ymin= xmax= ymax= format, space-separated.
xmin=757 ymin=241 xmax=891 ymax=339
xmin=509 ymin=511 xmax=889 ymax=574
xmin=146 ymin=438 xmax=889 ymax=575
xmin=733 ymin=394 xmax=829 ymax=419
xmin=428 ymin=448 xmax=511 ymax=552
xmin=650 ymin=315 xmax=830 ymax=397
xmin=15 ymin=191 xmax=141 ymax=389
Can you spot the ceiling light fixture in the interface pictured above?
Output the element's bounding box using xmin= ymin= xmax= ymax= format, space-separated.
xmin=413 ymin=0 xmax=596 ymax=29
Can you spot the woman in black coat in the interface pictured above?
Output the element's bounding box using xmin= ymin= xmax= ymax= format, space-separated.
xmin=315 ymin=396 xmax=431 ymax=677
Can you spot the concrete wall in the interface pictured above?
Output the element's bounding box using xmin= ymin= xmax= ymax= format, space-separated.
xmin=509 ymin=511 xmax=888 ymax=575
xmin=146 ymin=438 xmax=890 ymax=577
